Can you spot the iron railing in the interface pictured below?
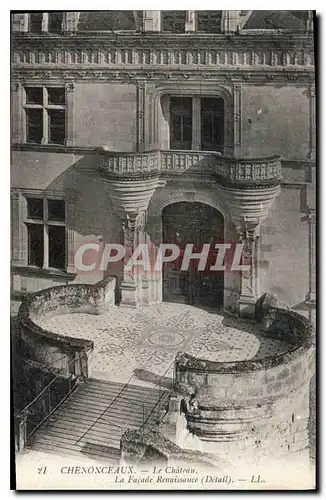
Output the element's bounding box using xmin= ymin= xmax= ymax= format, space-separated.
xmin=14 ymin=348 xmax=88 ymax=452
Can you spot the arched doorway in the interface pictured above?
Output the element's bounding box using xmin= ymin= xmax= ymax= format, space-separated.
xmin=162 ymin=202 xmax=224 ymax=308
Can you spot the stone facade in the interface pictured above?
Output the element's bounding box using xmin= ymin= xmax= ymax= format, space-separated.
xmin=10 ymin=10 xmax=316 ymax=320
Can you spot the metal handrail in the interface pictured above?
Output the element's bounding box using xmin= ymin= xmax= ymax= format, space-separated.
xmin=75 ymin=371 xmax=137 ymax=445
xmin=14 ymin=348 xmax=88 ymax=418
xmin=140 ymin=359 xmax=175 ymax=430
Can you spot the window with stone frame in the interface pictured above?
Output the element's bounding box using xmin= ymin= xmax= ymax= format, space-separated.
xmin=48 ymin=12 xmax=63 ymax=33
xmin=24 ymin=86 xmax=66 ymax=145
xmin=162 ymin=11 xmax=186 ymax=33
xmin=169 ymin=96 xmax=225 ymax=152
xmin=28 ymin=12 xmax=63 ymax=33
xmin=29 ymin=13 xmax=43 ymax=33
xmin=25 ymin=197 xmax=66 ymax=270
xmin=196 ymin=11 xmax=222 ymax=32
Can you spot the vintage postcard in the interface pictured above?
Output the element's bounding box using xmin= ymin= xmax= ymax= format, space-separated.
xmin=11 ymin=9 xmax=316 ymax=491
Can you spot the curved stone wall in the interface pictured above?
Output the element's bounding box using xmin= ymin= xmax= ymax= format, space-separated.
xmin=173 ymin=307 xmax=315 ymax=460
xmin=18 ymin=277 xmax=116 ymax=378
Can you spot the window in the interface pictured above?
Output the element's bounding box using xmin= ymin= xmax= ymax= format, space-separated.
xmin=169 ymin=96 xmax=225 ymax=152
xmin=28 ymin=12 xmax=63 ymax=33
xmin=162 ymin=11 xmax=186 ymax=33
xmin=170 ymin=97 xmax=192 ymax=150
xmin=25 ymin=197 xmax=66 ymax=270
xmin=196 ymin=11 xmax=222 ymax=32
xmin=23 ymin=87 xmax=66 ymax=144
xmin=201 ymin=98 xmax=224 ymax=152
xmin=29 ymin=13 xmax=43 ymax=33
xmin=48 ymin=13 xmax=63 ymax=33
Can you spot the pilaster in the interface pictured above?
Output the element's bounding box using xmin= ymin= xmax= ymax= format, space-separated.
xmin=120 ymin=212 xmax=146 ymax=308
xmin=11 ymin=191 xmax=23 ymax=266
xmin=137 ymin=83 xmax=146 ymax=152
xmin=65 ymin=82 xmax=75 ymax=147
xmin=11 ymin=82 xmax=22 ymax=143
xmin=236 ymin=219 xmax=261 ymax=319
xmin=302 ymin=211 xmax=316 ymax=305
xmin=233 ymin=83 xmax=242 ymax=157
xmin=309 ymin=84 xmax=316 ymax=160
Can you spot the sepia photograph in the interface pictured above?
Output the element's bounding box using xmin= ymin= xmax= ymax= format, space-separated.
xmin=10 ymin=8 xmax=317 ymax=491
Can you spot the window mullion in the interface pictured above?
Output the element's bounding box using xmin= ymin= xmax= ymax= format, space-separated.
xmin=42 ymin=87 xmax=48 ymax=144
xmin=43 ymin=199 xmax=49 ymax=268
xmin=192 ymin=97 xmax=201 ymax=151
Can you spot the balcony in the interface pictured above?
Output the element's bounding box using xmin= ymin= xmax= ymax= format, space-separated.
xmin=98 ymin=147 xmax=282 ymax=186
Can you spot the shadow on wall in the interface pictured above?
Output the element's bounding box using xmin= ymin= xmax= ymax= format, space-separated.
xmin=45 ymin=153 xmax=123 ymax=281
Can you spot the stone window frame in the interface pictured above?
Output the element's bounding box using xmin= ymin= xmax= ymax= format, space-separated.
xmin=11 ymin=188 xmax=76 ymax=277
xmin=156 ymin=89 xmax=233 ymax=155
xmin=11 ymin=81 xmax=75 ymax=147
xmin=28 ymin=12 xmax=64 ymax=33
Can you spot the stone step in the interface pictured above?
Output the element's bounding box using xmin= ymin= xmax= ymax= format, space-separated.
xmin=28 ymin=378 xmax=169 ymax=462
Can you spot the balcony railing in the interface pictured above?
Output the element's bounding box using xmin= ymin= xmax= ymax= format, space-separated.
xmin=98 ymin=148 xmax=282 ymax=184
xmin=214 ymin=155 xmax=282 ymax=183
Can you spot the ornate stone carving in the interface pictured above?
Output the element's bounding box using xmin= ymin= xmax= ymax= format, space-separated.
xmin=65 ymin=82 xmax=75 ymax=92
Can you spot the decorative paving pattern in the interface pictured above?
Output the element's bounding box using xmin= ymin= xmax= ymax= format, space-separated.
xmin=39 ymin=303 xmax=291 ymax=386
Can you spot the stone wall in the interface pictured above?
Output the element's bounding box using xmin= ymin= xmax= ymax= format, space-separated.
xmin=240 ymin=85 xmax=311 ymax=159
xmin=18 ymin=276 xmax=116 ymax=377
xmin=120 ymin=429 xmax=222 ymax=471
xmin=170 ymin=307 xmax=314 ymax=462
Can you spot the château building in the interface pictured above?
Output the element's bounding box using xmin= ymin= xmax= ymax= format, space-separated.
xmin=11 ymin=10 xmax=316 ymax=318
xmin=11 ymin=11 xmax=316 ymax=476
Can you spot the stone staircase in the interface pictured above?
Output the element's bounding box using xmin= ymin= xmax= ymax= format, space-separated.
xmin=29 ymin=378 xmax=169 ymax=463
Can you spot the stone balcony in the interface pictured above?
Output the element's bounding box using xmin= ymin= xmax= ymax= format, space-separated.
xmin=98 ymin=147 xmax=282 ymax=186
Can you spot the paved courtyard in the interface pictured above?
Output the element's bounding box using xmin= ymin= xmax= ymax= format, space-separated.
xmin=39 ymin=303 xmax=291 ymax=386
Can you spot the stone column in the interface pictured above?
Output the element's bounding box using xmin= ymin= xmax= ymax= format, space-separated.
xmin=143 ymin=11 xmax=161 ymax=31
xmin=237 ymin=220 xmax=261 ymax=319
xmin=146 ymin=213 xmax=163 ymax=304
xmin=120 ymin=212 xmax=146 ymax=308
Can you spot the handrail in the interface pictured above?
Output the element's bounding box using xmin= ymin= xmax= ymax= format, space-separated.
xmin=15 ymin=348 xmax=87 ymax=418
xmin=140 ymin=359 xmax=175 ymax=431
xmin=75 ymin=371 xmax=137 ymax=445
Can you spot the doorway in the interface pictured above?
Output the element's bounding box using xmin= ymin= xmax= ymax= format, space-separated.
xmin=162 ymin=202 xmax=224 ymax=308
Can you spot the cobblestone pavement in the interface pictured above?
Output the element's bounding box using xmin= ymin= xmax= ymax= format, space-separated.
xmin=39 ymin=303 xmax=290 ymax=385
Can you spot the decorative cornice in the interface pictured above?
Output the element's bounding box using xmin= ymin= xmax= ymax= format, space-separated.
xmin=11 ymin=68 xmax=315 ymax=85
xmin=12 ymin=35 xmax=314 ymax=74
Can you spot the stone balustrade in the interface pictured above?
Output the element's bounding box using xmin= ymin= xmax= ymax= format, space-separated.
xmin=171 ymin=306 xmax=314 ymax=461
xmin=18 ymin=276 xmax=116 ymax=378
xmin=214 ymin=155 xmax=282 ymax=184
xmin=98 ymin=148 xmax=160 ymax=176
xmin=98 ymin=148 xmax=282 ymax=184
